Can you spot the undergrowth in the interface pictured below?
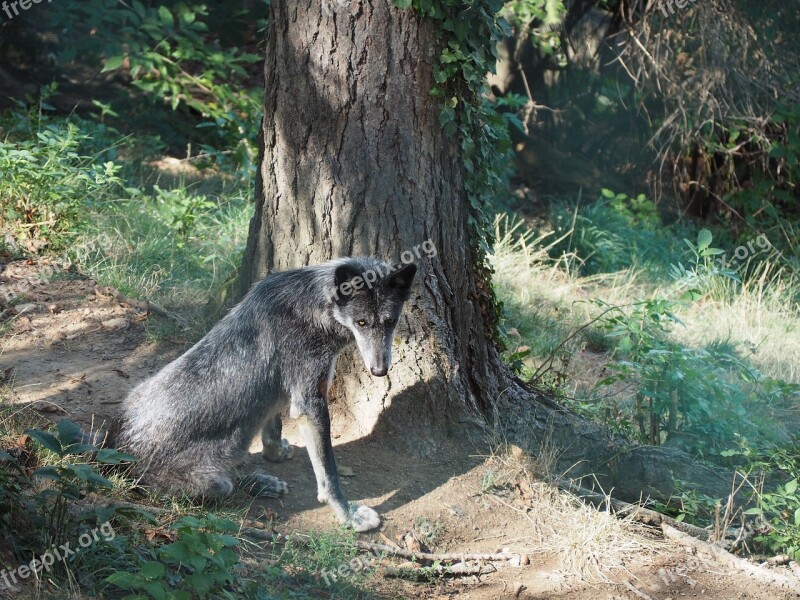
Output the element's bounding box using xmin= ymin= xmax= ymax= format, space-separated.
xmin=491 ymin=194 xmax=800 ymax=559
xmin=0 ymin=402 xmax=370 ymax=599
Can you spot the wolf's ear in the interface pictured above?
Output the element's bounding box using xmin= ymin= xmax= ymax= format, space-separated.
xmin=387 ymin=263 xmax=417 ymax=299
xmin=334 ymin=264 xmax=361 ymax=305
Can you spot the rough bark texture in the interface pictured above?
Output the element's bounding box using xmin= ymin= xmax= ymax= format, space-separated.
xmin=239 ymin=0 xmax=492 ymax=454
xmin=240 ymin=0 xmax=734 ymax=503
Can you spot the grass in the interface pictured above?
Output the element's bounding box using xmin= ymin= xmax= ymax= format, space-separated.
xmin=672 ymin=259 xmax=800 ymax=383
xmin=490 ymin=201 xmax=800 ymax=458
xmin=68 ymin=181 xmax=251 ymax=338
xmin=479 ymin=441 xmax=665 ymax=584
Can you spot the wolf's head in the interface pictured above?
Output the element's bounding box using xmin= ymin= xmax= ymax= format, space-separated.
xmin=332 ymin=260 xmax=417 ymax=377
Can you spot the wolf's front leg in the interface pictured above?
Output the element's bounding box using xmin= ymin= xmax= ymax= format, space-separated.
xmin=297 ymin=397 xmax=380 ymax=533
xmin=261 ymin=414 xmax=294 ymax=462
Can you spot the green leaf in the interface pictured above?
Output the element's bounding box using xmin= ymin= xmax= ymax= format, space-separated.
xmin=161 ymin=541 xmax=191 ymax=562
xmin=26 ymin=429 xmax=63 ymax=455
xmin=102 ymin=55 xmax=126 ymax=73
xmin=177 ymin=515 xmax=204 ymax=528
xmin=158 ymin=6 xmax=174 ymax=28
xmin=785 ymin=479 xmax=798 ymax=495
xmin=96 ymin=448 xmax=137 ymax=464
xmin=439 ymin=106 xmax=456 ymax=126
xmin=143 ymin=581 xmax=167 ymax=600
xmin=697 ymin=229 xmax=713 ymax=251
xmin=86 ymin=471 xmax=113 ymax=487
xmin=106 ymin=571 xmax=139 ymax=589
xmin=63 ymin=443 xmax=98 ymax=455
xmin=186 ymin=573 xmax=213 ymax=596
xmin=56 ymin=419 xmax=83 ymax=444
xmin=393 ymin=0 xmax=413 ymax=8
xmin=744 ymin=507 xmax=763 ymax=515
xmin=32 ymin=465 xmax=61 ymax=480
xmin=140 ymin=561 xmax=166 ymax=580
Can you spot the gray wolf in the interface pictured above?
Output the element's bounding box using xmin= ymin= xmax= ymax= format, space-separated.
xmin=112 ymin=257 xmax=416 ymax=532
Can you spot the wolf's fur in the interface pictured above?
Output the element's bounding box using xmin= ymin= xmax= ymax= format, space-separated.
xmin=114 ymin=257 xmax=416 ymax=532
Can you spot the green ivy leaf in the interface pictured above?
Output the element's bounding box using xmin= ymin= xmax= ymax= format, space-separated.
xmin=392 ymin=0 xmax=413 ymax=8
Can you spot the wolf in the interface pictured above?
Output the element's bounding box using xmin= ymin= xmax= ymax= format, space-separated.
xmin=112 ymin=257 xmax=417 ymax=532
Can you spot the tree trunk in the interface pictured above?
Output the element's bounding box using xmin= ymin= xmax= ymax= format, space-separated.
xmin=240 ymin=0 xmax=734 ymax=503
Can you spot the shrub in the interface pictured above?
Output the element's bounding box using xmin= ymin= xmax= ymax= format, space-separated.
xmin=0 ymin=99 xmax=123 ymax=251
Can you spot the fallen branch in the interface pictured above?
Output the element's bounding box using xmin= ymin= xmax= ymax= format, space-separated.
xmin=354 ymin=540 xmax=521 ymax=565
xmin=237 ymin=529 xmax=521 ymax=567
xmin=95 ymin=285 xmax=171 ymax=319
xmin=81 ymin=496 xmax=169 ymax=516
xmin=624 ymin=580 xmax=655 ymax=600
xmin=662 ymin=523 xmax=800 ymax=591
xmin=384 ymin=561 xmax=496 ymax=581
xmin=555 ymin=477 xmax=711 ymax=540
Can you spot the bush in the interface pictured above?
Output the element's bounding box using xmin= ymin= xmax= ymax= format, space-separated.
xmin=588 ymin=230 xmax=799 ymax=456
xmin=546 ymin=190 xmax=666 ymax=275
xmin=0 ymin=100 xmax=123 ymax=251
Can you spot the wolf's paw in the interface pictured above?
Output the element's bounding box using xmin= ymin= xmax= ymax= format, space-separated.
xmin=346 ymin=504 xmax=381 ymax=532
xmin=262 ymin=438 xmax=295 ymax=462
xmin=240 ymin=473 xmax=288 ymax=498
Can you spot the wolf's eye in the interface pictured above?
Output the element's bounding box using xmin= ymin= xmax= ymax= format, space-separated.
xmin=357 ymin=319 xmax=367 ymax=327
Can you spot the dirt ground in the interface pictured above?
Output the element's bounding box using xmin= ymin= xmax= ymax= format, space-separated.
xmin=1 ymin=259 xmax=799 ymax=599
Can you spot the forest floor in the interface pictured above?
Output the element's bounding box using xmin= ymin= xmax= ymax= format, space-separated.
xmin=1 ymin=258 xmax=799 ymax=599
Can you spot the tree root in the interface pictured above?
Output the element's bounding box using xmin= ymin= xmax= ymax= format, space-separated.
xmin=661 ymin=523 xmax=800 ymax=591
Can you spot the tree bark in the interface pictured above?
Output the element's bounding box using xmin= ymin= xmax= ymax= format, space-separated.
xmin=240 ymin=0 xmax=734 ymax=503
xmin=240 ymin=0 xmax=496 ymax=454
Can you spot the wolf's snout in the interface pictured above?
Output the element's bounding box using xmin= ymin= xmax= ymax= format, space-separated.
xmin=370 ymin=366 xmax=388 ymax=377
